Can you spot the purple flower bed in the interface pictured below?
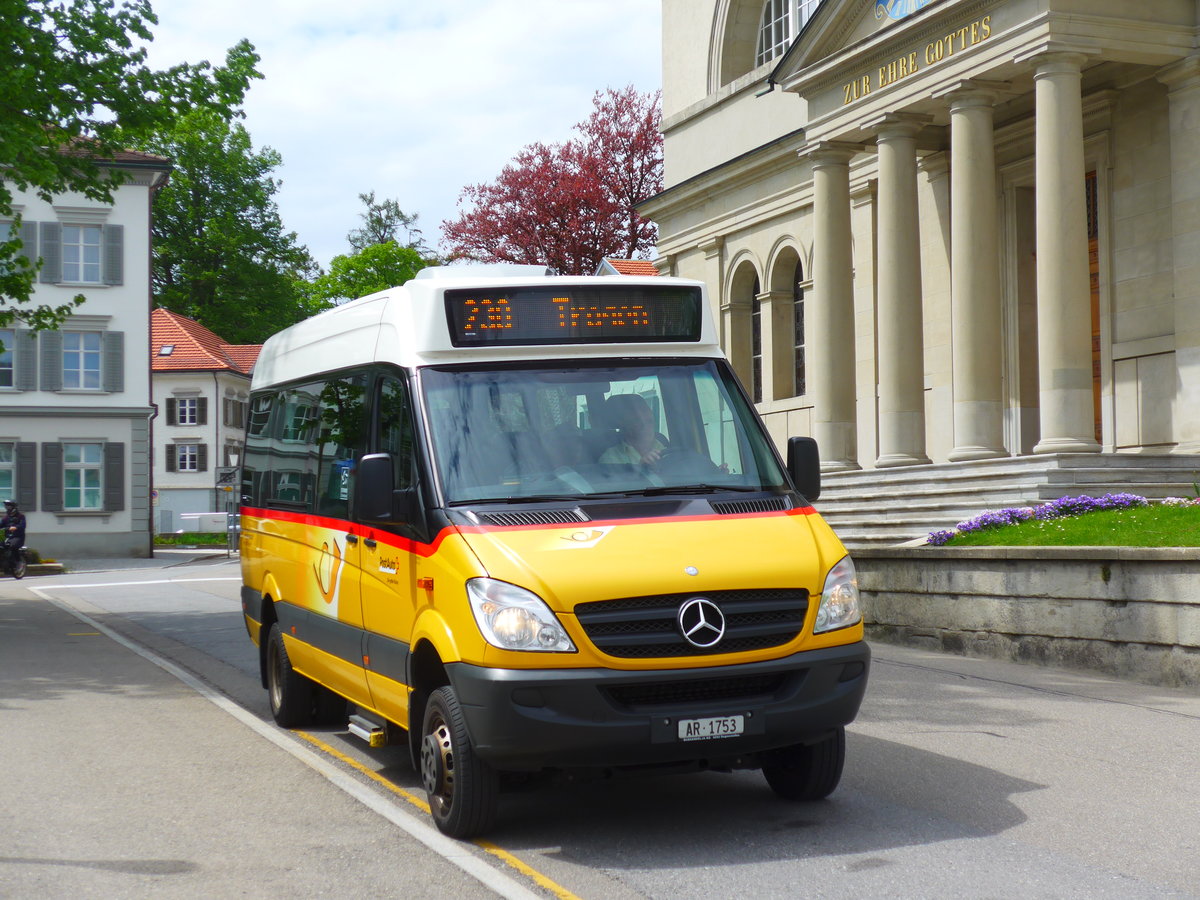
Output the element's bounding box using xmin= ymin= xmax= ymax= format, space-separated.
xmin=927 ymin=492 xmax=1150 ymax=546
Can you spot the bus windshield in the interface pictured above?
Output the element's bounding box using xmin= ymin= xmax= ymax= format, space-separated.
xmin=420 ymin=359 xmax=789 ymax=505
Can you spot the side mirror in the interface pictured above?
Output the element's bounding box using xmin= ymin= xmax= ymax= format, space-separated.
xmin=355 ymin=453 xmax=417 ymax=524
xmin=786 ymin=436 xmax=821 ymax=502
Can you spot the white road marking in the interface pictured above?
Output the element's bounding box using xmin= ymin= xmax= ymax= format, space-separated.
xmin=30 ymin=585 xmax=544 ymax=900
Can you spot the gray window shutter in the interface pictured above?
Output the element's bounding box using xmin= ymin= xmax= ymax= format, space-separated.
xmin=14 ymin=329 xmax=37 ymax=391
xmin=102 ymin=224 xmax=123 ymax=285
xmin=18 ymin=222 xmax=37 ymax=268
xmin=42 ymin=443 xmax=63 ymax=512
xmin=104 ymin=442 xmax=124 ymax=511
xmin=166 ymin=398 xmax=177 ymax=425
xmin=165 ymin=444 xmax=176 ymax=472
xmin=102 ymin=330 xmax=124 ymax=392
xmin=198 ymin=443 xmax=208 ymax=472
xmin=197 ymin=396 xmax=208 ymax=425
xmin=39 ymin=222 xmax=61 ymax=283
xmin=16 ymin=442 xmax=36 ymax=510
xmin=40 ymin=331 xmax=62 ymax=391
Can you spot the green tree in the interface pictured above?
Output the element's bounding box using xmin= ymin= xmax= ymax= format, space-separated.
xmin=133 ymin=108 xmax=321 ymax=343
xmin=307 ymin=241 xmax=429 ymax=306
xmin=0 ymin=0 xmax=259 ymax=329
xmin=347 ymin=191 xmax=430 ymax=256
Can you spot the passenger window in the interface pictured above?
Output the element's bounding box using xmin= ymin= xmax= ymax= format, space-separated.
xmin=378 ymin=375 xmax=415 ymax=491
xmin=314 ymin=375 xmax=368 ymax=519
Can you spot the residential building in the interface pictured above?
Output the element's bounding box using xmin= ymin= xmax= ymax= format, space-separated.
xmin=151 ymin=308 xmax=259 ymax=532
xmin=1 ymin=151 xmax=170 ymax=557
xmin=645 ymin=0 xmax=1200 ymax=542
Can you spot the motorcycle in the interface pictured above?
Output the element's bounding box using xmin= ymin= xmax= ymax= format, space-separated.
xmin=2 ymin=534 xmax=27 ymax=579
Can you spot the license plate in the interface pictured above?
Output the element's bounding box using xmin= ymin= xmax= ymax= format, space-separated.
xmin=677 ymin=715 xmax=744 ymax=742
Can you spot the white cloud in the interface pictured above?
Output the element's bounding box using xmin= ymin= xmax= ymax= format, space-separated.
xmin=142 ymin=0 xmax=662 ymax=268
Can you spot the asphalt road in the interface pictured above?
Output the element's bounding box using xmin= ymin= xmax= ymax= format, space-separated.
xmin=3 ymin=557 xmax=1199 ymax=899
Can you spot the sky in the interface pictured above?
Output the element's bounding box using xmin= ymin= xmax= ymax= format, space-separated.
xmin=141 ymin=1 xmax=663 ymax=270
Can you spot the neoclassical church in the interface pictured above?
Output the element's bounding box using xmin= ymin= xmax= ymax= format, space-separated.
xmin=644 ymin=0 xmax=1200 ymax=542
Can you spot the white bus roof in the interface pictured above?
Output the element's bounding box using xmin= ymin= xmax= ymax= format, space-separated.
xmin=251 ymin=266 xmax=721 ymax=391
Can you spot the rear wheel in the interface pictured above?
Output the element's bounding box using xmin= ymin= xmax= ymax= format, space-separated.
xmin=420 ymin=685 xmax=498 ymax=838
xmin=762 ymin=727 xmax=846 ymax=801
xmin=266 ymin=622 xmax=314 ymax=728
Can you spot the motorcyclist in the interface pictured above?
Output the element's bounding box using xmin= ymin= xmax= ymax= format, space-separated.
xmin=1 ymin=499 xmax=26 ymax=570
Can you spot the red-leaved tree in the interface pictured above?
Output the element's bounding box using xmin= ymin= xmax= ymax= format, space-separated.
xmin=442 ymin=85 xmax=662 ymax=275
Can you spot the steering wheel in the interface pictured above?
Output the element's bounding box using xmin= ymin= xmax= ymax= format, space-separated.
xmin=656 ymin=446 xmax=723 ymax=478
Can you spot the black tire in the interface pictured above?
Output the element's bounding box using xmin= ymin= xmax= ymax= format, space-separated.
xmin=419 ymin=685 xmax=498 ymax=838
xmin=11 ymin=551 xmax=25 ymax=580
xmin=265 ymin=622 xmax=314 ymax=728
xmin=762 ymin=727 xmax=846 ymax=801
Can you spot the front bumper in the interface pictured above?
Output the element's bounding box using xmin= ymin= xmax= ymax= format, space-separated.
xmin=447 ymin=641 xmax=870 ymax=770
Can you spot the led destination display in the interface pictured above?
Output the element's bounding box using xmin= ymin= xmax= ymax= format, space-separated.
xmin=445 ymin=285 xmax=702 ymax=347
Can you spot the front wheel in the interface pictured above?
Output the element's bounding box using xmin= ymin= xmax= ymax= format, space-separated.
xmin=10 ymin=550 xmax=25 ymax=580
xmin=762 ymin=727 xmax=846 ymax=801
xmin=265 ymin=622 xmax=314 ymax=728
xmin=420 ymin=685 xmax=498 ymax=839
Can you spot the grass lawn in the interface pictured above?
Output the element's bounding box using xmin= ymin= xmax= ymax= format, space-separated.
xmin=942 ymin=504 xmax=1200 ymax=547
xmin=154 ymin=531 xmax=230 ymax=546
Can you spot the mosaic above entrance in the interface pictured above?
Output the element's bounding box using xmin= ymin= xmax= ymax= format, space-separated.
xmin=875 ymin=0 xmax=935 ymax=21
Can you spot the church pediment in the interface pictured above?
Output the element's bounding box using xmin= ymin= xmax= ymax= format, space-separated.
xmin=772 ymin=0 xmax=959 ymax=83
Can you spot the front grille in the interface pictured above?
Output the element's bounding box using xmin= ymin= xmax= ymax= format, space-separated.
xmin=711 ymin=496 xmax=789 ymax=515
xmin=574 ymin=589 xmax=808 ymax=658
xmin=477 ymin=509 xmax=588 ymax=527
xmin=601 ymin=672 xmax=790 ymax=711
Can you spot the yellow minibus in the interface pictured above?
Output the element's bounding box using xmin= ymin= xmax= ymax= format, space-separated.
xmin=239 ymin=265 xmax=869 ymax=838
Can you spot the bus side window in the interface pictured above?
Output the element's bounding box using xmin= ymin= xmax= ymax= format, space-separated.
xmin=378 ymin=375 xmax=414 ymax=491
xmin=241 ymin=393 xmax=275 ymax=507
xmin=315 ymin=373 xmax=368 ymax=519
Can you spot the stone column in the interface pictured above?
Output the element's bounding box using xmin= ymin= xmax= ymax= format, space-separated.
xmin=759 ymin=289 xmax=796 ymax=401
xmin=1031 ymin=52 xmax=1101 ymax=454
xmin=698 ymin=234 xmax=727 ymax=346
xmin=1158 ymin=54 xmax=1200 ymax=452
xmin=868 ymin=114 xmax=931 ymax=467
xmin=945 ymin=84 xmax=1008 ymax=460
xmin=803 ymin=142 xmax=860 ymax=471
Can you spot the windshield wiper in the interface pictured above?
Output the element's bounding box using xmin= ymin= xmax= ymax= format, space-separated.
xmin=452 ymin=490 xmax=633 ymax=505
xmin=626 ymin=483 xmax=761 ymax=497
xmin=452 ymin=493 xmax=582 ymax=505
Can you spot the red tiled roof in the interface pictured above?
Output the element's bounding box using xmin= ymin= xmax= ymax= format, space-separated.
xmin=151 ymin=308 xmax=260 ymax=375
xmin=223 ymin=344 xmax=263 ymax=372
xmin=600 ymin=258 xmax=660 ymax=276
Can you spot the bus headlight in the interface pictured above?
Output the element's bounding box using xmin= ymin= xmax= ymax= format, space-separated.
xmin=466 ymin=578 xmax=576 ymax=652
xmin=813 ymin=556 xmax=862 ymax=634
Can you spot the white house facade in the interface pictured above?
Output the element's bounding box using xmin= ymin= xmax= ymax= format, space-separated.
xmin=150 ymin=308 xmax=258 ymax=532
xmin=1 ymin=152 xmax=170 ymax=558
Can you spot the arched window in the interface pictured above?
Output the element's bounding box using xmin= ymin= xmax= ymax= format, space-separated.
xmin=755 ymin=0 xmax=823 ymax=67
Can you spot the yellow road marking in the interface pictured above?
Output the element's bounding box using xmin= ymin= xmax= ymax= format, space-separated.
xmin=474 ymin=839 xmax=583 ymax=900
xmin=297 ymin=731 xmax=430 ymax=813
xmin=297 ymin=731 xmax=581 ymax=900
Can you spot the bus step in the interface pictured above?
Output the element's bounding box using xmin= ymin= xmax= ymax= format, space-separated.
xmin=347 ymin=713 xmax=388 ymax=748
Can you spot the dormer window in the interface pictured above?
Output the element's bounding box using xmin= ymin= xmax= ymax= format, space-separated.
xmin=755 ymin=0 xmax=823 ymax=67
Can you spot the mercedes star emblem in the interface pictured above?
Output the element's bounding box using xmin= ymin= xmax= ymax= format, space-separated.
xmin=677 ymin=596 xmax=726 ymax=648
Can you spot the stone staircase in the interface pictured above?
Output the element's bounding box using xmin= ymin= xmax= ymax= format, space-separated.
xmin=813 ymin=453 xmax=1200 ymax=549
